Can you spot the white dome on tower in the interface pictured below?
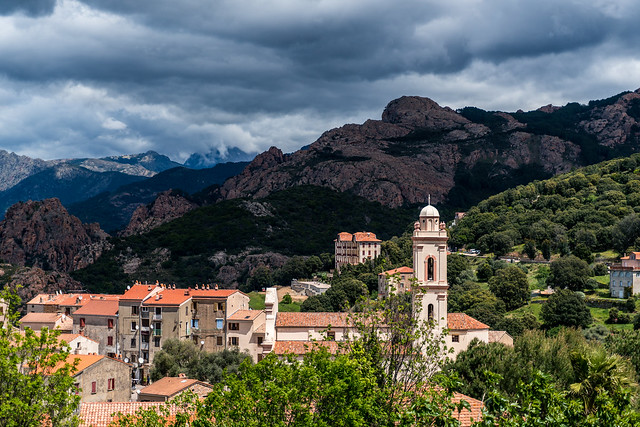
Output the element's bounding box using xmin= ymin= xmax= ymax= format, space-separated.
xmin=420 ymin=204 xmax=439 ymax=218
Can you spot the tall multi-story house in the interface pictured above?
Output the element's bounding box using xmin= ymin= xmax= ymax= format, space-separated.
xmin=226 ymin=310 xmax=265 ymax=362
xmin=378 ymin=266 xmax=414 ymax=297
xmin=334 ymin=231 xmax=381 ymax=272
xmin=117 ymin=283 xmax=163 ymax=382
xmin=610 ymin=252 xmax=640 ymax=298
xmin=73 ymin=298 xmax=120 ymax=357
xmin=64 ymin=355 xmax=131 ymax=403
xmin=189 ymin=287 xmax=250 ymax=353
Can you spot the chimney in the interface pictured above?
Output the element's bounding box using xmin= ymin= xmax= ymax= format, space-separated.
xmin=178 ymin=373 xmax=187 ymax=378
xmin=155 ymin=295 xmax=160 ymax=301
xmin=159 ymin=294 xmax=163 ymax=299
xmin=206 ymin=284 xmax=210 ymax=290
xmin=215 ymin=284 xmax=218 ymax=290
xmin=148 ymin=286 xmax=152 ymax=291
xmin=195 ymin=284 xmax=199 ymax=290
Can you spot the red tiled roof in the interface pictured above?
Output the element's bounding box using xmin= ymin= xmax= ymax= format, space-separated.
xmin=20 ymin=312 xmax=66 ymax=323
xmin=143 ymin=289 xmax=193 ymax=306
xmin=227 ymin=310 xmax=263 ymax=321
xmin=276 ymin=312 xmax=350 ymax=328
xmin=79 ymin=402 xmax=179 ymax=427
xmin=353 ymin=231 xmax=381 ymax=242
xmin=27 ymin=293 xmax=120 ymax=307
xmin=447 ymin=313 xmax=489 ymax=330
xmin=335 ymin=232 xmax=353 ymax=242
xmin=380 ymin=266 xmax=414 ymax=276
xmin=272 ymin=340 xmax=341 ymax=355
xmin=73 ymin=299 xmax=119 ymax=316
xmin=139 ymin=376 xmax=213 ymax=398
xmin=121 ymin=284 xmax=162 ymax=301
xmin=189 ymin=288 xmax=243 ymax=298
xmin=452 ymin=392 xmax=484 ymax=426
xmin=58 ymin=334 xmax=99 ymax=345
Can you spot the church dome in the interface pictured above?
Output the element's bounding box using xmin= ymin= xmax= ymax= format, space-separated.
xmin=420 ymin=204 xmax=439 ymax=218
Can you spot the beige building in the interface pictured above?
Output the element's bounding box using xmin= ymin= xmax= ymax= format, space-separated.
xmin=334 ymin=231 xmax=381 ymax=272
xmin=59 ymin=334 xmax=100 ymax=355
xmin=26 ymin=293 xmax=120 ymax=316
xmin=227 ymin=310 xmax=265 ymax=362
xmin=378 ymin=266 xmax=414 ymax=297
xmin=65 ymin=355 xmax=131 ymax=403
xmin=73 ymin=299 xmax=119 ymax=357
xmin=138 ymin=374 xmax=213 ymax=402
xmin=275 ymin=312 xmax=351 ymax=342
xmin=610 ymin=252 xmax=640 ymax=298
xmin=19 ymin=312 xmax=73 ymax=333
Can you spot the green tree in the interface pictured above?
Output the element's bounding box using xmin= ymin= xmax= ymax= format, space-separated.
xmin=547 ymin=256 xmax=592 ymax=291
xmin=488 ymin=266 xmax=530 ymax=311
xmin=151 ymin=339 xmax=249 ymax=384
xmin=447 ymin=254 xmax=470 ymax=288
xmin=0 ymin=288 xmax=80 ymax=426
xmin=541 ymin=289 xmax=593 ymax=329
xmin=540 ymin=239 xmax=552 ymax=261
xmin=476 ymin=262 xmax=494 ymax=282
xmin=523 ymin=240 xmax=537 ymax=260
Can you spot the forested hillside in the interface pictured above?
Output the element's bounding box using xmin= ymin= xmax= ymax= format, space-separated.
xmin=451 ymin=153 xmax=640 ymax=258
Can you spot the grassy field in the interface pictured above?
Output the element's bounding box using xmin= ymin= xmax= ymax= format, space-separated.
xmin=247 ymin=291 xmax=301 ymax=312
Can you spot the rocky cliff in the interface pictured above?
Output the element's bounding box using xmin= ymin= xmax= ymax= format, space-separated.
xmin=220 ymin=90 xmax=640 ymax=209
xmin=120 ymin=190 xmax=198 ymax=237
xmin=0 ymin=198 xmax=111 ymax=272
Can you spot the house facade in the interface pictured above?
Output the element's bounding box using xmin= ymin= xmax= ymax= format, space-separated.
xmin=334 ymin=231 xmax=381 ymax=272
xmin=73 ymin=299 xmax=119 ymax=357
xmin=68 ymin=355 xmax=131 ymax=403
xmin=610 ymin=252 xmax=640 ymax=298
xmin=226 ymin=310 xmax=265 ymax=362
xmin=378 ymin=266 xmax=414 ymax=297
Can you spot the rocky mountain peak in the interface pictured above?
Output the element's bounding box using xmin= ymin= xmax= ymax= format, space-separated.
xmin=0 ymin=198 xmax=110 ymax=272
xmin=120 ymin=190 xmax=198 ymax=237
xmin=381 ymin=96 xmax=470 ymax=130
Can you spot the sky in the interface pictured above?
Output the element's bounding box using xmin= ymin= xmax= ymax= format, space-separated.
xmin=0 ymin=0 xmax=639 ymax=163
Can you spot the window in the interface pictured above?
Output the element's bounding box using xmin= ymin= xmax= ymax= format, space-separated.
xmin=107 ymin=378 xmax=115 ymax=391
xmin=216 ymin=336 xmax=223 ymax=346
xmin=131 ymin=321 xmax=137 ymax=331
xmin=107 ymin=336 xmax=113 ymax=346
xmin=229 ymin=337 xmax=239 ymax=346
xmin=91 ymin=381 xmax=97 ymax=394
xmin=77 ymin=342 xmax=81 ymax=348
xmin=155 ymin=307 xmax=162 ymax=315
xmin=191 ymin=319 xmax=199 ymax=329
xmin=154 ymin=322 xmax=162 ymax=332
xmin=216 ymin=319 xmax=223 ymax=329
xmin=108 ymin=319 xmax=114 ymax=329
xmin=130 ymin=338 xmax=136 ymax=348
xmin=154 ymin=337 xmax=161 ymax=348
xmin=427 ymin=258 xmax=435 ymax=281
xmin=74 ymin=383 xmax=80 ymax=395
xmin=193 ymin=302 xmax=198 ymax=311
xmin=217 ymin=303 xmax=224 ymax=311
xmin=228 ymin=322 xmax=239 ymax=331
xmin=141 ymin=306 xmax=149 ymax=312
xmin=326 ymin=331 xmax=336 ymax=341
xmin=185 ymin=306 xmax=188 ymax=315
xmin=131 ymin=306 xmax=139 ymax=315
xmin=80 ymin=318 xmax=85 ymax=328
xmin=142 ymin=334 xmax=149 ymax=344
xmin=257 ymin=336 xmax=263 ymax=345
xmin=143 ymin=352 xmax=148 ymax=362
xmin=451 ymin=335 xmax=460 ymax=343
xmin=428 ymin=304 xmax=434 ymax=321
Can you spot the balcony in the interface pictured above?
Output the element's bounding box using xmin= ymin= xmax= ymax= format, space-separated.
xmin=141 ymin=342 xmax=149 ymax=350
xmin=152 ymin=314 xmax=162 ymax=321
xmin=140 ymin=326 xmax=150 ymax=333
xmin=141 ymin=311 xmax=149 ymax=319
xmin=153 ymin=329 xmax=162 ymax=336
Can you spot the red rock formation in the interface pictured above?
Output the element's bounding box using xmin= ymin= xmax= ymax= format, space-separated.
xmin=0 ymin=198 xmax=109 ymax=272
xmin=119 ymin=190 xmax=198 ymax=237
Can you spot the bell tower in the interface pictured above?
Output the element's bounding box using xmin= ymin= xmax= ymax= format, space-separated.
xmin=412 ymin=198 xmax=448 ymax=332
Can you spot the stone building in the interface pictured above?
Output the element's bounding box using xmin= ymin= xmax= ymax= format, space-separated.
xmin=73 ymin=298 xmax=119 ymax=357
xmin=334 ymin=231 xmax=381 ymax=272
xmin=65 ymin=354 xmax=131 ymax=403
xmin=610 ymin=252 xmax=640 ymax=298
xmin=378 ymin=266 xmax=414 ymax=297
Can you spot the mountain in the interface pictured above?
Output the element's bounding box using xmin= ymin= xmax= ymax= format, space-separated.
xmin=184 ymin=147 xmax=256 ymax=169
xmin=0 ymin=198 xmax=110 ymax=272
xmin=218 ymin=90 xmax=640 ymax=214
xmin=0 ymin=150 xmax=51 ymax=191
xmin=67 ymin=161 xmax=249 ymax=232
xmin=71 ymin=186 xmax=416 ymax=293
xmin=0 ymin=164 xmax=146 ymax=216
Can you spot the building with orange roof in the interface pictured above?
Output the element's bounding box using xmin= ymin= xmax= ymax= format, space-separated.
xmin=79 ymin=402 xmax=171 ymax=427
xmin=73 ymin=298 xmax=120 ymax=357
xmin=334 ymin=231 xmax=381 ymax=272
xmin=378 ymin=266 xmax=414 ymax=297
xmin=275 ymin=312 xmax=351 ymax=342
xmin=227 ymin=310 xmax=265 ymax=362
xmin=26 ymin=293 xmax=120 ymax=316
xmin=19 ymin=312 xmax=73 ymax=333
xmin=48 ymin=354 xmax=132 ymax=403
xmin=610 ymin=252 xmax=640 ymax=298
xmin=138 ymin=374 xmax=214 ymax=402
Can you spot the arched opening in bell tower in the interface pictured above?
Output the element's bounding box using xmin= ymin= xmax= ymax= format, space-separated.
xmin=428 ymin=304 xmax=434 ymax=321
xmin=427 ymin=257 xmax=435 ymax=281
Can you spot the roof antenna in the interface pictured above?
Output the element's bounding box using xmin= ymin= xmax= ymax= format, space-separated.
xmin=428 ymin=194 xmax=431 ymax=205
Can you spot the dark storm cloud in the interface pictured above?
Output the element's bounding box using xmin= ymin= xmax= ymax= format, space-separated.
xmin=0 ymin=0 xmax=638 ymax=162
xmin=0 ymin=0 xmax=55 ymax=17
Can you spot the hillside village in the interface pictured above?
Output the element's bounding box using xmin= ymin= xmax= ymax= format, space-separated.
xmin=9 ymin=202 xmax=501 ymax=426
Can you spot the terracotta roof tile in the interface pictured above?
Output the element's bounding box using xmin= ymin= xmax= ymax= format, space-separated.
xmin=273 ymin=340 xmax=341 ymax=355
xmin=143 ymin=289 xmax=192 ymax=306
xmin=335 ymin=232 xmax=353 ymax=241
xmin=20 ymin=312 xmax=66 ymax=323
xmin=58 ymin=334 xmax=99 ymax=345
xmin=79 ymin=402 xmax=178 ymax=427
xmin=227 ymin=310 xmax=263 ymax=321
xmin=447 ymin=313 xmax=489 ymax=330
xmin=121 ymin=284 xmax=162 ymax=301
xmin=27 ymin=293 xmax=120 ymax=307
xmin=276 ymin=312 xmax=350 ymax=328
xmin=189 ymin=289 xmax=243 ymax=298
xmin=139 ymin=376 xmax=213 ymax=398
xmin=73 ymin=299 xmax=119 ymax=316
xmin=353 ymin=231 xmax=381 ymax=242
xmin=452 ymin=392 xmax=484 ymax=426
xmin=380 ymin=266 xmax=414 ymax=276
